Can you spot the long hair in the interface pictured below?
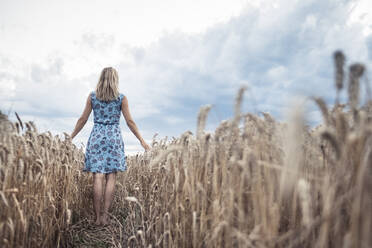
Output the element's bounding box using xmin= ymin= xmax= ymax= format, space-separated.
xmin=95 ymin=67 xmax=120 ymax=102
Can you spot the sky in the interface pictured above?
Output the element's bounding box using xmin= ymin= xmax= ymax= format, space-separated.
xmin=1 ymin=0 xmax=372 ymax=154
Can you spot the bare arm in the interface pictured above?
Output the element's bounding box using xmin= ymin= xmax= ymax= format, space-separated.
xmin=121 ymin=96 xmax=150 ymax=151
xmin=71 ymin=94 xmax=92 ymax=140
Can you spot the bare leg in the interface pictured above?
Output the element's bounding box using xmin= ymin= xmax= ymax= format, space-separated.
xmin=93 ymin=173 xmax=105 ymax=225
xmin=101 ymin=172 xmax=116 ymax=225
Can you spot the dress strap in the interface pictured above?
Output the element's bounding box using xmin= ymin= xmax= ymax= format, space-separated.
xmin=119 ymin=93 xmax=124 ymax=110
xmin=90 ymin=91 xmax=96 ymax=105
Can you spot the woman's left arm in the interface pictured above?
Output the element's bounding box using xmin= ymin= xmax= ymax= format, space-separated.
xmin=70 ymin=95 xmax=92 ymax=140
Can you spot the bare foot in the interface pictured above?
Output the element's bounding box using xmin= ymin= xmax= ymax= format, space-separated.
xmin=100 ymin=214 xmax=109 ymax=226
xmin=94 ymin=218 xmax=101 ymax=226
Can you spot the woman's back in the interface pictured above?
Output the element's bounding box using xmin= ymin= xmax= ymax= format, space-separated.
xmin=84 ymin=91 xmax=126 ymax=173
xmin=91 ymin=92 xmax=124 ymax=125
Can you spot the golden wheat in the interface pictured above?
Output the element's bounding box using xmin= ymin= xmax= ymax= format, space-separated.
xmin=0 ymin=51 xmax=371 ymax=247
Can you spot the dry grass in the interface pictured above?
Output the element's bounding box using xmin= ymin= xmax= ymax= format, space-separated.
xmin=1 ymin=51 xmax=371 ymax=247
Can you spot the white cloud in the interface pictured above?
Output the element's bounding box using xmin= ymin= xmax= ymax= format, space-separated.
xmin=1 ymin=0 xmax=372 ymax=154
xmin=0 ymin=78 xmax=16 ymax=98
xmin=0 ymin=0 xmax=249 ymax=60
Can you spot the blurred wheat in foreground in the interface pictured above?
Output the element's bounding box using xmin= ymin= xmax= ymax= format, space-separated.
xmin=1 ymin=51 xmax=371 ymax=247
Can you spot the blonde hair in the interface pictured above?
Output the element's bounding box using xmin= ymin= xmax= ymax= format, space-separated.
xmin=95 ymin=67 xmax=120 ymax=101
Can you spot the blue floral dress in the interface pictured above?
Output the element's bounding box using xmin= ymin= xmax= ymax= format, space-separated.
xmin=84 ymin=91 xmax=127 ymax=173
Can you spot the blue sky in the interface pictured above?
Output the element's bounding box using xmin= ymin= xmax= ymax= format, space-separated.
xmin=1 ymin=0 xmax=372 ymax=154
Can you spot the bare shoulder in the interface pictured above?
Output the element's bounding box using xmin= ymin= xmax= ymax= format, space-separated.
xmin=87 ymin=91 xmax=95 ymax=101
xmin=86 ymin=93 xmax=93 ymax=104
xmin=121 ymin=95 xmax=128 ymax=105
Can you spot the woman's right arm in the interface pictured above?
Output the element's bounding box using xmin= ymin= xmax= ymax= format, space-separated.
xmin=121 ymin=96 xmax=150 ymax=151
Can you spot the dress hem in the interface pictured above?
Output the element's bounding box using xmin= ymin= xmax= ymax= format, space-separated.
xmin=82 ymin=168 xmax=127 ymax=174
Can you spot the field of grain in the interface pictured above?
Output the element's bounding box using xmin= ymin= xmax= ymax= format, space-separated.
xmin=0 ymin=51 xmax=371 ymax=247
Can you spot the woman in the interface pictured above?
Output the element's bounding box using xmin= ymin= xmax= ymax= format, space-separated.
xmin=70 ymin=67 xmax=150 ymax=226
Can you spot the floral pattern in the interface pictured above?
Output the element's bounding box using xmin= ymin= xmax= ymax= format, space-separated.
xmin=84 ymin=92 xmax=127 ymax=173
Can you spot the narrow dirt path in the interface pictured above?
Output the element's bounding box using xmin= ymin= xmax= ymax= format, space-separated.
xmin=65 ymin=214 xmax=130 ymax=247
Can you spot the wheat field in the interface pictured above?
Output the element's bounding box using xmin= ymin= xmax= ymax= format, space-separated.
xmin=0 ymin=51 xmax=371 ymax=247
